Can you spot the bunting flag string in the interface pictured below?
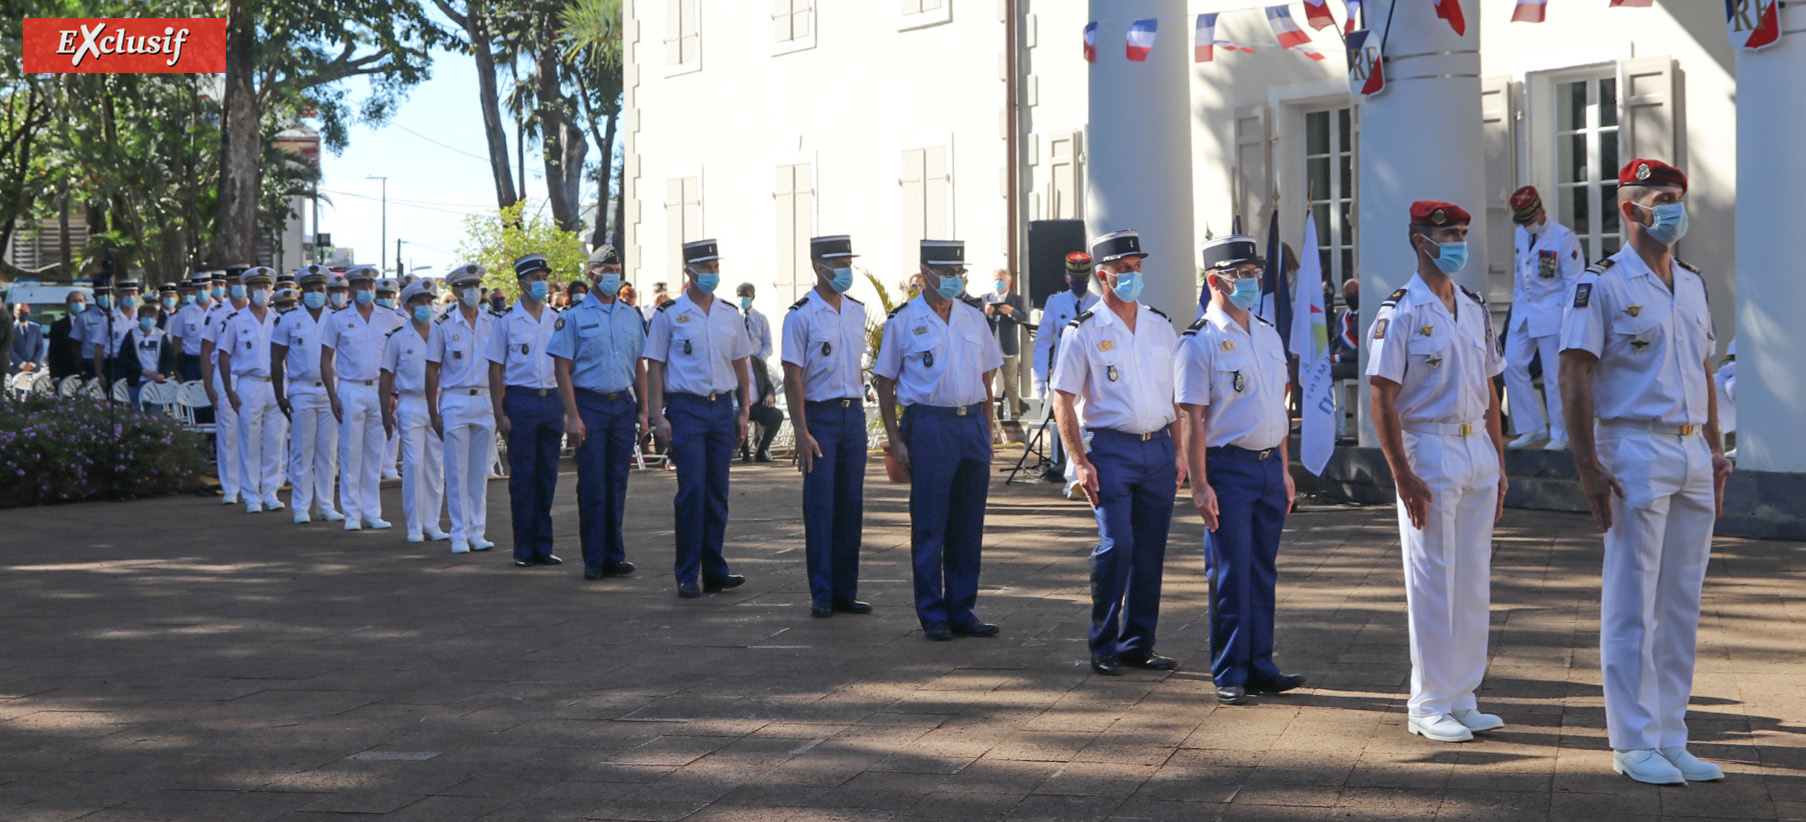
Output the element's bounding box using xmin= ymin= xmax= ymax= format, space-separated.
xmin=1266 ymin=5 xmax=1314 ymax=47
xmin=1512 ymin=0 xmax=1548 ymax=23
xmin=1127 ymin=18 xmax=1159 ymax=61
xmin=1610 ymin=0 xmax=1654 ymax=6
xmin=1434 ymin=0 xmax=1468 ymax=35
xmin=1303 ymin=0 xmax=1339 ymax=30
xmin=1083 ymin=21 xmax=1098 ymax=63
xmin=1346 ymin=0 xmax=1363 ymax=33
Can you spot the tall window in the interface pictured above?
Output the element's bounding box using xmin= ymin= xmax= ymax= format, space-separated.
xmin=775 ymin=163 xmax=815 ymax=301
xmin=774 ymin=0 xmax=813 ymax=47
xmin=1555 ymin=76 xmax=1621 ymax=261
xmin=665 ymin=175 xmax=701 ymax=277
xmin=665 ymin=0 xmax=700 ymax=74
xmin=900 ymin=0 xmax=950 ymax=29
xmin=900 ymin=146 xmax=950 ymax=275
xmin=1305 ymin=107 xmax=1356 ymax=290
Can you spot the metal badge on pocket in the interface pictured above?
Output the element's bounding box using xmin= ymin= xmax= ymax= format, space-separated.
xmin=1233 ymin=370 xmax=1245 ymax=392
xmin=924 ymin=351 xmax=935 ymax=367
xmin=1107 ymin=365 xmax=1119 ymax=382
xmin=520 ymin=343 xmax=529 ymax=355
xmin=822 ymin=341 xmax=832 ymax=356
xmin=683 ymin=340 xmax=693 ymax=355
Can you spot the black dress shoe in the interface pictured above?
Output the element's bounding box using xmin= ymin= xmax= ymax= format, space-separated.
xmin=1119 ymin=652 xmax=1179 ymax=671
xmin=702 ymin=574 xmax=745 ymax=593
xmin=602 ymin=561 xmax=635 ymax=576
xmin=677 ymin=582 xmax=700 ymax=599
xmin=536 ymin=554 xmax=562 ymax=566
xmin=810 ymin=603 xmax=833 ymax=618
xmin=923 ymin=623 xmax=953 ymax=641
xmin=584 ymin=568 xmax=605 ymax=581
xmin=831 ymin=599 xmax=872 ymax=614
xmin=1245 ymin=673 xmax=1305 ymax=695
xmin=951 ymin=622 xmax=1000 ymax=638
xmin=1216 ymin=684 xmax=1247 ymax=705
xmin=1091 ymin=653 xmax=1121 ymax=676
xmin=513 ymin=558 xmax=533 ymax=567
xmin=754 ymin=452 xmax=772 ymax=463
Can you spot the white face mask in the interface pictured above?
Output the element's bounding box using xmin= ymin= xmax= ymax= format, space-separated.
xmin=459 ymin=287 xmax=481 ymax=306
xmin=1525 ymin=220 xmax=1546 ymax=236
xmin=328 ymin=292 xmax=350 ymax=309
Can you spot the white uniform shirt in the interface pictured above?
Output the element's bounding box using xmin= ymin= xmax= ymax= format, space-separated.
xmin=221 ymin=308 xmax=278 ymax=378
xmin=780 ymin=290 xmax=868 ymax=402
xmin=1050 ymin=302 xmax=1179 ymax=435
xmin=1512 ymin=220 xmax=1585 ymax=338
xmin=1366 ymin=274 xmax=1504 ymax=425
xmin=321 ymin=304 xmax=405 ymax=383
xmin=1032 ymin=288 xmax=1100 ymax=390
xmin=383 ymin=324 xmax=432 ymax=395
xmin=270 ymin=306 xmax=331 ymax=385
xmin=1175 ymin=303 xmax=1290 ymax=450
xmin=873 ymin=295 xmax=1004 ymax=408
xmin=1559 ymin=248 xmax=1715 ymax=426
xmin=744 ymin=306 xmax=773 ymax=360
xmin=173 ymin=302 xmax=210 ymax=356
xmin=427 ymin=308 xmax=496 ymax=390
xmin=99 ymin=308 xmax=138 ymax=361
xmin=201 ymin=301 xmax=242 ymax=365
xmin=644 ymin=294 xmax=756 ymax=396
xmin=485 ymin=302 xmax=559 ymax=389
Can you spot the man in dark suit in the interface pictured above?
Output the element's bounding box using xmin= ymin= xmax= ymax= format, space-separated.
xmin=0 ymin=297 xmax=14 ymax=377
xmin=11 ymin=304 xmax=47 ymax=374
xmin=47 ymin=292 xmax=89 ymax=379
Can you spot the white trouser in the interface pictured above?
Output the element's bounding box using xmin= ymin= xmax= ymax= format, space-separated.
xmin=398 ymin=393 xmax=445 ymax=537
xmin=234 ymin=376 xmax=286 ymax=506
xmin=385 ymin=424 xmax=402 ymax=478
xmin=440 ymin=388 xmax=495 ymax=542
xmin=1502 ymin=329 xmax=1565 ymax=441
xmin=1396 ymin=424 xmax=1500 ymax=718
xmin=1597 ymin=424 xmax=1716 ymax=751
xmin=211 ymin=365 xmax=241 ymax=498
xmin=337 ymin=381 xmax=385 ymax=523
xmin=287 ymin=383 xmax=338 ymax=516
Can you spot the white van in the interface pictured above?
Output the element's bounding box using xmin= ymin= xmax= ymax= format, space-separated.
xmin=1 ymin=279 xmax=94 ymax=324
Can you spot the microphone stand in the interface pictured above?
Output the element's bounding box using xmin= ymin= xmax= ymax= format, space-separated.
xmin=98 ymin=266 xmax=127 ymax=501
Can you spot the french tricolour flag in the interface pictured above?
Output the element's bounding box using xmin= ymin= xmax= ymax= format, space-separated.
xmin=1083 ymin=21 xmax=1097 ymax=63
xmin=1435 ymin=0 xmax=1467 ymax=35
xmin=1289 ymin=45 xmax=1328 ymax=61
xmin=1303 ymin=0 xmax=1337 ymax=30
xmin=1345 ymin=0 xmax=1363 ymax=33
xmin=1610 ymin=0 xmax=1654 ymax=6
xmin=1512 ymin=0 xmax=1547 ymax=22
xmin=1195 ymin=14 xmax=1216 ymax=62
xmin=1126 ymin=18 xmax=1158 ymax=62
xmin=1265 ymin=5 xmax=1312 ymax=48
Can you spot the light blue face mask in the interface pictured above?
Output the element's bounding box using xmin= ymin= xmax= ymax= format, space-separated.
xmin=1228 ymin=276 xmax=1262 ymax=310
xmin=994 ymin=279 xmax=1008 ymax=293
xmin=739 ymin=296 xmax=753 ymax=310
xmin=182 ymin=294 xmax=196 ymax=306
xmin=377 ymin=297 xmax=397 ymax=309
xmin=120 ymin=295 xmax=139 ymax=309
xmin=212 ymin=286 xmax=225 ymax=300
xmin=303 ymin=292 xmax=326 ymax=310
xmin=597 ymin=273 xmax=621 ymax=297
xmin=829 ymin=268 xmax=854 ymax=293
xmin=1637 ymin=201 xmax=1689 ymax=246
xmin=525 ymin=280 xmax=549 ymax=303
xmin=161 ymin=297 xmax=177 ymax=310
xmin=1432 ymin=241 xmax=1469 ymax=275
xmin=70 ymin=301 xmax=87 ymax=314
xmin=412 ymin=305 xmax=433 ymax=324
xmin=138 ymin=316 xmax=157 ymax=333
xmin=354 ymin=289 xmax=375 ymax=306
xmin=934 ymin=271 xmax=966 ymax=300
xmin=229 ymin=285 xmax=246 ymax=300
xmin=97 ymin=295 xmax=113 ymax=309
xmin=694 ymin=272 xmax=721 ymax=294
xmin=1111 ymin=271 xmax=1144 ymax=303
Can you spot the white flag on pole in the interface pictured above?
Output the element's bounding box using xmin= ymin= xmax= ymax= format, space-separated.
xmin=1290 ymin=211 xmax=1336 ymax=476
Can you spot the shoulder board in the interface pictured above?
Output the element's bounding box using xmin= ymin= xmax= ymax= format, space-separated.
xmin=435 ymin=312 xmax=452 ymax=323
xmin=1146 ymin=306 xmax=1169 ymax=321
xmin=1380 ymin=287 xmax=1407 ymax=307
xmin=846 ymin=295 xmax=863 ymax=305
xmin=789 ymin=297 xmax=809 ymax=312
xmin=223 ymin=311 xmax=240 ymax=323
xmin=888 ymin=302 xmax=908 ymax=319
xmin=656 ymin=299 xmax=677 ymax=313
xmin=385 ymin=327 xmax=404 ymax=338
xmin=1585 ymin=258 xmax=1616 ymax=276
xmin=1676 ymin=259 xmax=1701 ymax=275
xmin=1067 ymin=310 xmax=1095 ymax=329
xmin=1182 ymin=317 xmax=1207 ymax=336
xmin=1459 ymin=285 xmax=1485 ymax=305
xmin=1253 ymin=313 xmax=1274 ymax=327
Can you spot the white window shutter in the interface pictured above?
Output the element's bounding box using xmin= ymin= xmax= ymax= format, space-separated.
xmin=1234 ymin=105 xmax=1272 ymax=232
xmin=1481 ymin=76 xmax=1518 ymax=303
xmin=901 ymin=149 xmax=927 ymax=274
xmin=1618 ymin=57 xmax=1679 ymax=170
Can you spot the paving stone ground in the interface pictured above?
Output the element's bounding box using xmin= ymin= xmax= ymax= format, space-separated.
xmin=2 ymin=449 xmax=1803 ymax=821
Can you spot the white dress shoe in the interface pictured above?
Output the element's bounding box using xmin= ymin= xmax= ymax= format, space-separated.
xmin=1614 ymin=749 xmax=1686 ymax=785
xmin=450 ymin=538 xmax=471 ymax=554
xmin=426 ymin=529 xmax=450 ymax=541
xmin=1543 ymin=439 xmax=1570 ymax=452
xmin=382 ymin=470 xmax=401 ymax=481
xmin=221 ymin=494 xmax=239 ymax=505
xmin=1659 ymin=747 xmax=1724 ymax=782
xmin=293 ymin=512 xmax=311 ymax=525
xmin=470 ymin=536 xmax=495 ymax=551
xmin=1408 ymin=713 xmax=1475 ymax=743
xmin=265 ymin=499 xmax=286 ymax=512
xmin=344 ymin=520 xmax=362 ymax=531
xmin=407 ymin=532 xmax=425 ymax=544
xmin=1507 ymin=431 xmax=1547 ymax=449
xmin=365 ymin=518 xmax=392 ymax=530
xmin=321 ymin=509 xmax=345 ymax=522
xmin=246 ymin=503 xmax=263 ymax=514
xmin=1452 ymin=709 xmax=1505 ymax=732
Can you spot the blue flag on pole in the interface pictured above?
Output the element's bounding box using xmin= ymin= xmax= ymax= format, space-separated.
xmin=1254 ymin=209 xmax=1292 ymax=355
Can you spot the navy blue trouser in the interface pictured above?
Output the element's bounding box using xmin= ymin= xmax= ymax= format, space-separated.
xmin=903 ymin=404 xmax=990 ymax=630
xmin=1202 ymin=446 xmax=1289 ymax=686
xmin=1086 ymin=428 xmax=1177 ymax=657
xmin=667 ymin=391 xmax=734 ymax=586
xmin=178 ymin=353 xmax=203 ymax=382
xmin=576 ymin=389 xmax=637 ymax=571
xmin=504 ymin=386 xmax=563 ymax=562
xmin=803 ymin=399 xmax=867 ymax=606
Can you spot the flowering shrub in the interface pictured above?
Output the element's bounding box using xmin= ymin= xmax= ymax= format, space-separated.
xmin=0 ymin=394 xmax=211 ymax=508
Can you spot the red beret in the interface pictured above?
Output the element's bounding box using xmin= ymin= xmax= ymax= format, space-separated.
xmin=1409 ymin=200 xmax=1471 ymax=228
xmin=1618 ymin=158 xmax=1687 ymax=193
xmin=1509 ymin=186 xmax=1542 ymax=223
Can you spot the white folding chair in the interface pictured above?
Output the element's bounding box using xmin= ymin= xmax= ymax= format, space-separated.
xmin=110 ymin=379 xmax=131 ymax=403
xmin=29 ymin=371 xmax=53 ymax=397
xmin=175 ymin=380 xmax=215 ymax=434
xmin=57 ymin=375 xmax=82 ymax=398
xmin=140 ymin=380 xmax=180 ymax=416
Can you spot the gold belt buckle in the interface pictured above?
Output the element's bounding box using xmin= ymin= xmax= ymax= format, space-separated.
xmin=707 ymin=391 xmax=718 ymax=401
xmin=1680 ymin=424 xmax=1695 ymax=435
xmin=1139 ymin=432 xmax=1154 ymax=442
xmin=1258 ymin=448 xmax=1273 ymax=459
xmin=841 ymin=399 xmax=852 ymax=408
xmin=1458 ymin=422 xmax=1472 ymax=436
xmin=955 ymin=406 xmax=968 ymax=416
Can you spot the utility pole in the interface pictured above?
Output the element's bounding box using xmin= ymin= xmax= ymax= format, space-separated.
xmin=396 ymin=238 xmax=404 ymax=277
xmin=367 ymin=174 xmax=388 ymax=268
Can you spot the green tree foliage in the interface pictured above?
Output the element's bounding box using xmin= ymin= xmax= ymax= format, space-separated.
xmin=454 ymin=201 xmax=586 ymax=298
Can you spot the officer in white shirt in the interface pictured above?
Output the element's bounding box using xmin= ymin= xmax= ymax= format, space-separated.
xmin=1503 ymin=186 xmax=1584 ymax=451
xmin=874 ymin=239 xmax=1006 ymax=642
xmin=1177 ymin=234 xmax=1305 ymax=705
xmin=72 ymin=281 xmax=111 ymax=378
xmin=489 ymin=254 xmax=565 ymax=568
xmin=427 ymin=265 xmax=499 ymax=554
xmin=201 ymin=269 xmax=251 ymax=505
xmin=384 ymin=279 xmax=450 ymax=545
xmin=1558 ymin=158 xmax=1731 ymax=786
xmin=271 ymin=265 xmax=343 ymax=524
xmin=216 ymin=267 xmax=287 ymax=515
xmin=1366 ymin=200 xmax=1507 ymax=744
xmin=97 ymin=279 xmax=143 ymax=384
xmin=781 ymin=236 xmax=872 ymax=619
xmin=1050 ymin=229 xmax=1182 ymax=677
xmin=321 ymin=265 xmax=405 ymax=531
xmin=377 ymin=277 xmax=405 ymax=481
xmin=1033 ymin=253 xmax=1101 ymax=487
xmin=646 ymin=239 xmax=757 ymax=598
xmin=171 ymin=274 xmax=213 ymax=381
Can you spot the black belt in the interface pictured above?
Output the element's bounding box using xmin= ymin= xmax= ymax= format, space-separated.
xmin=510 ymin=386 xmax=554 ymax=397
xmin=805 ymin=398 xmax=859 ymax=409
xmin=674 ymin=391 xmax=729 ymax=403
xmin=910 ymin=403 xmax=984 ymax=417
xmin=1088 ymin=427 xmax=1171 ymax=443
xmin=1207 ymin=444 xmax=1279 ymax=461
xmin=578 ymin=388 xmax=630 ymax=402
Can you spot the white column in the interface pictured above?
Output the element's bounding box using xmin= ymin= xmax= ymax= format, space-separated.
xmin=1355 ymin=1 xmax=1487 ymax=445
xmin=1085 ymin=1 xmax=1196 ymax=318
xmin=1733 ymin=5 xmax=1806 ymax=472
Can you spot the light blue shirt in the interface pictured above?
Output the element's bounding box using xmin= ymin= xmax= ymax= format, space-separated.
xmin=547 ymin=293 xmax=645 ymax=394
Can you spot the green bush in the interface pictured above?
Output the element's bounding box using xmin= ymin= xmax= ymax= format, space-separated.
xmin=0 ymin=394 xmax=211 ymax=508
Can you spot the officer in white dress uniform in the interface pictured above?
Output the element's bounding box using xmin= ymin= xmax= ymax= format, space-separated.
xmin=1502 ymin=186 xmax=1585 ymax=451
xmin=216 ymin=267 xmax=287 ymax=514
xmin=1558 ymin=158 xmax=1732 ymax=786
xmin=271 ymin=265 xmax=343 ymax=524
xmin=1033 ymin=253 xmax=1101 ymax=489
xmin=201 ymin=269 xmax=250 ymax=504
xmin=383 ymin=279 xmax=450 ymax=544
xmin=377 ymin=278 xmax=405 ymax=481
xmin=321 ymin=266 xmax=405 ymax=531
xmin=427 ymin=264 xmax=499 ymax=554
xmin=171 ymin=274 xmax=214 ymax=381
xmin=1049 ymin=230 xmax=1183 ymax=677
xmin=1365 ymin=200 xmax=1508 ymax=744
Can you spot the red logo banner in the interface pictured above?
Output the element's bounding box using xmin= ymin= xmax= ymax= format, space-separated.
xmin=22 ymin=18 xmax=227 ymax=73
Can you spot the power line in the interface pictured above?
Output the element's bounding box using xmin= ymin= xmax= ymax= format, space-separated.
xmin=391 ymin=121 xmax=494 ymax=164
